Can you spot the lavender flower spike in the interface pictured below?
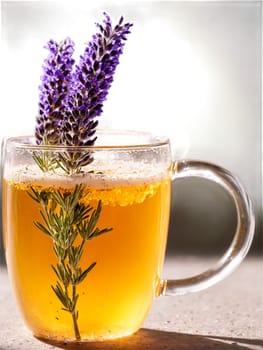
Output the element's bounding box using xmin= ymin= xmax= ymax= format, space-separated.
xmin=62 ymin=13 xmax=133 ymax=147
xmin=35 ymin=37 xmax=75 ymax=145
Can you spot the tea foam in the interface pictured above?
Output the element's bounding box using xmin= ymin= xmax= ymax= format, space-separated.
xmin=5 ymin=161 xmax=170 ymax=189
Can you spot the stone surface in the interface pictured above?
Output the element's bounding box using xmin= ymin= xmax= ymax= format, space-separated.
xmin=0 ymin=256 xmax=263 ymax=350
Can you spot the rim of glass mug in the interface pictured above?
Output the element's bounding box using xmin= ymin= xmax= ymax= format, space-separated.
xmin=4 ymin=130 xmax=170 ymax=150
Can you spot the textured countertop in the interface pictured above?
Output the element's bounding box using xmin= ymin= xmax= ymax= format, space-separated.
xmin=0 ymin=256 xmax=262 ymax=350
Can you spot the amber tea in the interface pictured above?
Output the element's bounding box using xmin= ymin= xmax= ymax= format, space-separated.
xmin=3 ymin=163 xmax=171 ymax=341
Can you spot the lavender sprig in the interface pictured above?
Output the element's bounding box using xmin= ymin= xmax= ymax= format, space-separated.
xmin=62 ymin=13 xmax=132 ymax=146
xmin=35 ymin=13 xmax=132 ymax=174
xmin=35 ymin=38 xmax=75 ymax=145
xmin=59 ymin=13 xmax=132 ymax=172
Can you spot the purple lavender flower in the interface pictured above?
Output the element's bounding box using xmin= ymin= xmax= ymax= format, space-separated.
xmin=35 ymin=38 xmax=75 ymax=145
xmin=61 ymin=13 xmax=133 ymax=148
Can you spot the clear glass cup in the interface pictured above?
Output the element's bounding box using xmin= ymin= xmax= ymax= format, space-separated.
xmin=2 ymin=130 xmax=255 ymax=343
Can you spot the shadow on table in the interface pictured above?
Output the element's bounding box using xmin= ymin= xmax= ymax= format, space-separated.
xmin=36 ymin=328 xmax=263 ymax=350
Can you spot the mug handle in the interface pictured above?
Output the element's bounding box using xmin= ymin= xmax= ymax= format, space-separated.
xmin=160 ymin=160 xmax=255 ymax=296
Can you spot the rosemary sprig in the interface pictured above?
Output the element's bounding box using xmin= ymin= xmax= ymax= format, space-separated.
xmin=28 ymin=184 xmax=112 ymax=340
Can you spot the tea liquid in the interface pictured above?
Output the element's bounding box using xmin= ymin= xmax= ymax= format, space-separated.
xmin=3 ymin=171 xmax=171 ymax=341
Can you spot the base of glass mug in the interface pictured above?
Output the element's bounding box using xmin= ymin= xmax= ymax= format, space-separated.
xmin=34 ymin=328 xmax=137 ymax=344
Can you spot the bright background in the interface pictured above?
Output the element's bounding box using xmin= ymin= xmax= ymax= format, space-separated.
xmin=0 ymin=0 xmax=262 ymax=258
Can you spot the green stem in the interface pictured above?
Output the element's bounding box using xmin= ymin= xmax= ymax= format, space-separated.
xmin=71 ymin=285 xmax=81 ymax=341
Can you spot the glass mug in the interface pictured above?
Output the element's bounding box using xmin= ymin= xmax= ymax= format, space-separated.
xmin=2 ymin=130 xmax=254 ymax=343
